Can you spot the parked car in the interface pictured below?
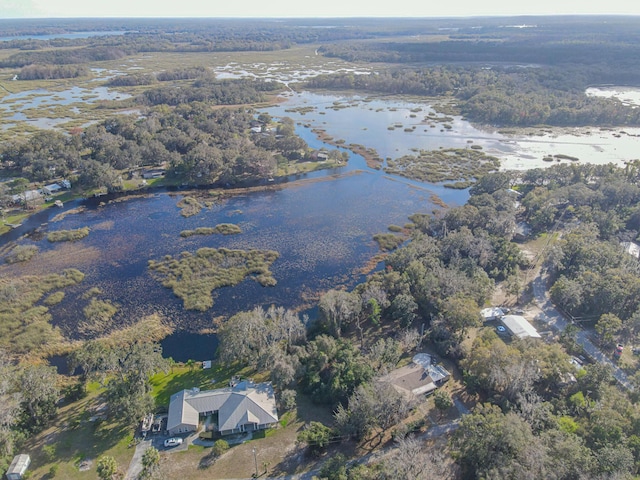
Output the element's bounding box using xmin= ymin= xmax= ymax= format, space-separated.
xmin=615 ymin=344 xmax=624 ymax=357
xmin=164 ymin=437 xmax=183 ymax=448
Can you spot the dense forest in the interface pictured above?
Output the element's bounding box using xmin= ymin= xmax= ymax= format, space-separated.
xmin=0 ymin=77 xmax=319 ymax=200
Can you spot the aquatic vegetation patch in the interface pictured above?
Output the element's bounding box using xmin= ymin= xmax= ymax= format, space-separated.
xmin=0 ymin=269 xmax=84 ymax=355
xmin=177 ymin=196 xmax=206 ymax=217
xmin=384 ymin=148 xmax=500 ymax=184
xmin=80 ymin=298 xmax=119 ymax=337
xmin=47 ymin=227 xmax=90 ymax=242
xmin=5 ymin=244 xmax=38 ymax=264
xmin=373 ymin=233 xmax=404 ymax=251
xmin=43 ymin=291 xmax=65 ymax=306
xmin=148 ymin=247 xmax=279 ymax=311
xmin=180 ymin=224 xmax=242 ymax=237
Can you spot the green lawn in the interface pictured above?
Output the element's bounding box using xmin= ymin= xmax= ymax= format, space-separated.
xmin=150 ymin=363 xmax=263 ymax=408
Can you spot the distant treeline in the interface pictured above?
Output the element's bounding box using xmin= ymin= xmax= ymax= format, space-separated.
xmin=18 ymin=64 xmax=88 ymax=80
xmin=106 ymin=67 xmax=220 ymax=87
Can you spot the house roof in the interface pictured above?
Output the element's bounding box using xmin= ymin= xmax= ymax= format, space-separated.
xmin=167 ymin=381 xmax=278 ymax=433
xmin=380 ymin=358 xmax=450 ymax=397
xmin=481 ymin=307 xmax=505 ymax=321
xmin=502 ymin=314 xmax=541 ymax=339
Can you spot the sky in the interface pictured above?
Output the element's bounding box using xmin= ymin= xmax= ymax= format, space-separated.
xmin=1 ymin=0 xmax=639 ymax=19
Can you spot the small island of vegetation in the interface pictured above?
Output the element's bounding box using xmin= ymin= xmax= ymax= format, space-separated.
xmin=148 ymin=247 xmax=279 ymax=311
xmin=180 ymin=224 xmax=242 ymax=237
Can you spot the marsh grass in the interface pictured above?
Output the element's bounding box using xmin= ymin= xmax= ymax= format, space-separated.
xmin=44 ymin=291 xmax=65 ymax=306
xmin=0 ymin=269 xmax=84 ymax=355
xmin=80 ymin=298 xmax=119 ymax=337
xmin=148 ymin=247 xmax=279 ymax=311
xmin=47 ymin=227 xmax=90 ymax=242
xmin=384 ymin=148 xmax=500 ymax=184
xmin=5 ymin=244 xmax=38 ymax=264
xmin=177 ymin=196 xmax=205 ymax=217
xmin=373 ymin=233 xmax=404 ymax=251
xmin=180 ymin=224 xmax=242 ymax=237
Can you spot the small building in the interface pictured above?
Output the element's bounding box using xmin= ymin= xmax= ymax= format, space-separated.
xmin=381 ymin=354 xmax=451 ymax=398
xmin=142 ymin=169 xmax=166 ymax=179
xmin=42 ymin=183 xmax=62 ymax=195
xmin=11 ymin=189 xmax=42 ymax=205
xmin=621 ymin=241 xmax=640 ymax=259
xmin=167 ymin=381 xmax=278 ymax=436
xmin=501 ymin=314 xmax=541 ymax=339
xmin=481 ymin=307 xmax=505 ymax=322
xmin=513 ymin=221 xmax=532 ymax=242
xmin=6 ymin=454 xmax=31 ymax=480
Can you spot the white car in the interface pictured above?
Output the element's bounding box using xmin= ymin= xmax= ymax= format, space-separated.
xmin=164 ymin=437 xmax=183 ymax=448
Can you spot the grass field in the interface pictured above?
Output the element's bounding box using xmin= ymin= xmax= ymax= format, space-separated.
xmin=23 ymin=384 xmax=135 ymax=480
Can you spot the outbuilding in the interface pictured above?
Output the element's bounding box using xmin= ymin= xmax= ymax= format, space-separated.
xmin=6 ymin=454 xmax=30 ymax=480
xmin=42 ymin=183 xmax=62 ymax=195
xmin=501 ymin=314 xmax=541 ymax=339
xmin=481 ymin=307 xmax=505 ymax=322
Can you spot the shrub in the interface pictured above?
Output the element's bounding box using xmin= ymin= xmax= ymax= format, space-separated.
xmin=212 ymin=439 xmax=229 ymax=456
xmin=5 ymin=245 xmax=38 ymax=263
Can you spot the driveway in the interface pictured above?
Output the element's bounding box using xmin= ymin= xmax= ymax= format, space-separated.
xmin=532 ymin=273 xmax=633 ymax=390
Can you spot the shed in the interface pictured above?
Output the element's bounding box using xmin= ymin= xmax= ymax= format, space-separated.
xmin=481 ymin=307 xmax=505 ymax=322
xmin=6 ymin=454 xmax=30 ymax=480
xmin=42 ymin=183 xmax=62 ymax=195
xmin=621 ymin=241 xmax=640 ymax=259
xmin=501 ymin=315 xmax=541 ymax=339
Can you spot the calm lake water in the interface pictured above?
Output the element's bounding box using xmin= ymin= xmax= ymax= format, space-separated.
xmin=266 ymin=90 xmax=640 ymax=171
xmin=1 ymin=131 xmax=466 ymax=362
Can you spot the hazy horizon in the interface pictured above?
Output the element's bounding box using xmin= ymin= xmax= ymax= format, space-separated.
xmin=1 ymin=0 xmax=638 ymax=19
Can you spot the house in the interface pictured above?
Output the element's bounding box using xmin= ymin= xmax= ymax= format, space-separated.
xmin=167 ymin=381 xmax=278 ymax=436
xmin=501 ymin=314 xmax=541 ymax=339
xmin=42 ymin=183 xmax=62 ymax=195
xmin=621 ymin=241 xmax=640 ymax=259
xmin=380 ymin=354 xmax=450 ymax=398
xmin=142 ymin=169 xmax=166 ymax=179
xmin=6 ymin=454 xmax=30 ymax=480
xmin=11 ymin=189 xmax=42 ymax=205
xmin=513 ymin=221 xmax=532 ymax=242
xmin=481 ymin=307 xmax=505 ymax=322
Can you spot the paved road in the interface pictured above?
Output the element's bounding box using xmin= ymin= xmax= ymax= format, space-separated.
xmin=532 ymin=273 xmax=633 ymax=390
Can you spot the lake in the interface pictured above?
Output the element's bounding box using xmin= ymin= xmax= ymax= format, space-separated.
xmin=265 ymin=90 xmax=640 ymax=171
xmin=0 ymin=131 xmax=466 ymax=363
